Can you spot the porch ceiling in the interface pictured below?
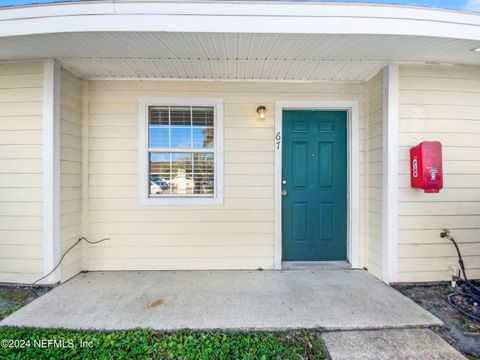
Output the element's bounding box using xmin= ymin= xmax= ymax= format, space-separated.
xmin=2 ymin=32 xmax=480 ymax=81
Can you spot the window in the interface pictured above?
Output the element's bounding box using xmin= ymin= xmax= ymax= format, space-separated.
xmin=139 ymin=98 xmax=224 ymax=205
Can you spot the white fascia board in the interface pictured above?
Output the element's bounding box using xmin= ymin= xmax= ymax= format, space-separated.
xmin=0 ymin=2 xmax=479 ymax=40
xmin=42 ymin=58 xmax=61 ymax=285
xmin=2 ymin=2 xmax=479 ymax=23
xmin=0 ymin=2 xmax=115 ymax=20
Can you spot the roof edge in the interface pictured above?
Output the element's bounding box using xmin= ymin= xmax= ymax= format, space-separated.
xmin=0 ymin=1 xmax=478 ymax=16
xmin=0 ymin=0 xmax=479 ymax=41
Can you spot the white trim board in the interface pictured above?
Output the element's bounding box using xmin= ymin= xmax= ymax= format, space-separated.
xmin=1 ymin=2 xmax=479 ymax=40
xmin=138 ymin=97 xmax=224 ymax=206
xmin=80 ymin=77 xmax=366 ymax=84
xmin=274 ymin=101 xmax=360 ymax=270
xmin=42 ymin=58 xmax=61 ymax=284
xmin=381 ymin=65 xmax=400 ymax=284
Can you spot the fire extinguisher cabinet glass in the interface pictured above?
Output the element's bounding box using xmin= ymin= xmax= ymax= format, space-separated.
xmin=410 ymin=141 xmax=443 ymax=193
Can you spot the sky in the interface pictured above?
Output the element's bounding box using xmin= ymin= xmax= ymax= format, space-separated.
xmin=0 ymin=0 xmax=479 ymax=11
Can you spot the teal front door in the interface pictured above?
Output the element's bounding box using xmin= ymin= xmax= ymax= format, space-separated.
xmin=282 ymin=110 xmax=347 ymax=261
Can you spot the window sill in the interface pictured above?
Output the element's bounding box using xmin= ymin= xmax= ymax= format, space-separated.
xmin=139 ymin=196 xmax=224 ymax=206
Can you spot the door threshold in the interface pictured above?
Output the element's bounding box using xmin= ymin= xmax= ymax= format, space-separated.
xmin=282 ymin=261 xmax=351 ymax=270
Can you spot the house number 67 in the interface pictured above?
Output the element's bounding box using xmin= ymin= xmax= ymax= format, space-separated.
xmin=275 ymin=132 xmax=281 ymax=150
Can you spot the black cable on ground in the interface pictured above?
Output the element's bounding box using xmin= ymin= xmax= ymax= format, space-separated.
xmin=440 ymin=229 xmax=480 ymax=322
xmin=31 ymin=236 xmax=110 ymax=286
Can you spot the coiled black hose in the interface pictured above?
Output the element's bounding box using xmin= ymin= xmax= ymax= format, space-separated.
xmin=440 ymin=229 xmax=480 ymax=322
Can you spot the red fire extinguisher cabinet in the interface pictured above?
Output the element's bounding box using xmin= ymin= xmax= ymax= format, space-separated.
xmin=410 ymin=141 xmax=443 ymax=193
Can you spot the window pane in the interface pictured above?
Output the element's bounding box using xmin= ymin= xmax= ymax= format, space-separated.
xmin=170 ymin=126 xmax=191 ymax=148
xmin=148 ymin=107 xmax=169 ymax=148
xmin=170 ymin=107 xmax=192 ymax=148
xmin=149 ymin=153 xmax=172 ymax=195
xmin=149 ymin=107 xmax=169 ymax=125
xmin=149 ymin=152 xmax=214 ymax=196
xmin=170 ymin=107 xmax=191 ymax=126
xmin=148 ymin=106 xmax=215 ymax=149
xmin=193 ymin=153 xmax=215 ymax=195
xmin=192 ymin=107 xmax=214 ymax=127
xmin=193 ymin=107 xmax=214 ymax=149
xmin=193 ymin=127 xmax=214 ymax=149
xmin=171 ymin=152 xmax=193 ymax=193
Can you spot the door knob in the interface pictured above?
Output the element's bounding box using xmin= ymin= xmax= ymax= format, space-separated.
xmin=281 ymin=190 xmax=287 ymax=197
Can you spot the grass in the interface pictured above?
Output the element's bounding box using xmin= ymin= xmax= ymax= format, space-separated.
xmin=0 ymin=287 xmax=40 ymax=321
xmin=0 ymin=306 xmax=21 ymax=321
xmin=0 ymin=327 xmax=324 ymax=359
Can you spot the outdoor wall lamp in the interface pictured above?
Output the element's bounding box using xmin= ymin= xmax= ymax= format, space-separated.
xmin=257 ymin=106 xmax=266 ymax=120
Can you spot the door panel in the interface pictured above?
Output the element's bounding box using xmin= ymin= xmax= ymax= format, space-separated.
xmin=282 ymin=110 xmax=347 ymax=261
xmin=292 ymin=142 xmax=308 ymax=187
xmin=293 ymin=203 xmax=308 ymax=242
xmin=318 ymin=142 xmax=333 ymax=187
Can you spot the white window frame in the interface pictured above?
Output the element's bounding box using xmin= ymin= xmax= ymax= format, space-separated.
xmin=138 ymin=97 xmax=224 ymax=206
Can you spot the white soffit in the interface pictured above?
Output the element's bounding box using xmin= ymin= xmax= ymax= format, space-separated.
xmin=0 ymin=32 xmax=479 ymax=81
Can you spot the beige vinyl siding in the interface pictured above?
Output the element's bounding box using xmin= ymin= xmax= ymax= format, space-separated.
xmin=366 ymin=71 xmax=383 ymax=279
xmin=86 ymin=80 xmax=368 ymax=270
xmin=0 ymin=61 xmax=43 ymax=283
xmin=60 ymin=68 xmax=83 ymax=282
xmin=398 ymin=64 xmax=480 ymax=282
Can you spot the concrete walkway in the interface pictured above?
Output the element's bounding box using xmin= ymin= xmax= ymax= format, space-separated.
xmin=1 ymin=270 xmax=441 ymax=330
xmin=322 ymin=329 xmax=467 ymax=360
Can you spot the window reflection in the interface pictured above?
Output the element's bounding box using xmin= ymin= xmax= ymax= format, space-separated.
xmin=148 ymin=106 xmax=214 ymax=149
xmin=148 ymin=105 xmax=215 ymax=197
xmin=149 ymin=153 xmax=214 ymax=196
xmin=148 ymin=107 xmax=169 ymax=148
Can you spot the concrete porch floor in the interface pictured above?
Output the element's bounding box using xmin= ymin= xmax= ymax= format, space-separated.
xmin=1 ymin=269 xmax=442 ymax=331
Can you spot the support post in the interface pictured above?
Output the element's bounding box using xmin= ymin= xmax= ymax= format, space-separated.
xmin=381 ymin=64 xmax=399 ymax=284
xmin=81 ymin=80 xmax=89 ymax=270
xmin=42 ymin=59 xmax=61 ymax=284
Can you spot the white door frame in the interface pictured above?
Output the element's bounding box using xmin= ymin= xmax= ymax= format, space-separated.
xmin=274 ymin=101 xmax=360 ymax=269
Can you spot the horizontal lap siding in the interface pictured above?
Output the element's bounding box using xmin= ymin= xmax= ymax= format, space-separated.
xmin=0 ymin=61 xmax=43 ymax=283
xmin=86 ymin=80 xmax=367 ymax=270
xmin=366 ymin=71 xmax=383 ymax=279
xmin=60 ymin=68 xmax=83 ymax=282
xmin=398 ymin=64 xmax=480 ymax=282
